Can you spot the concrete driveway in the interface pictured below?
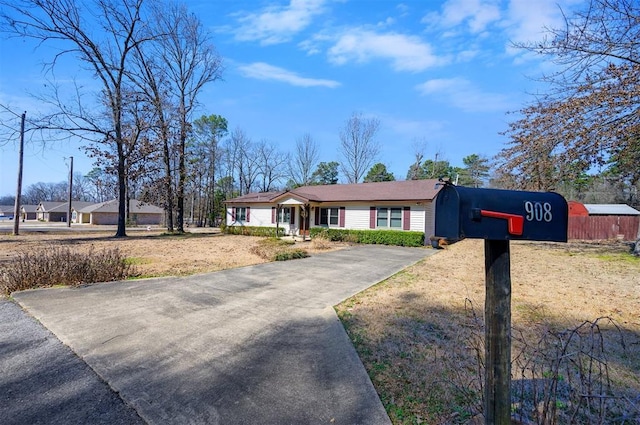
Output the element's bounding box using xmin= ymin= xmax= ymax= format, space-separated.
xmin=6 ymin=245 xmax=435 ymax=424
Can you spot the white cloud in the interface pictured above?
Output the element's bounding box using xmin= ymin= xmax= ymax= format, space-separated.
xmin=396 ymin=3 xmax=410 ymax=17
xmin=327 ymin=28 xmax=444 ymax=72
xmin=238 ymin=62 xmax=340 ymax=88
xmin=232 ymin=0 xmax=327 ymax=45
xmin=504 ymin=0 xmax=583 ymax=52
xmin=423 ymin=0 xmax=501 ymax=34
xmin=415 ymin=77 xmax=513 ymax=112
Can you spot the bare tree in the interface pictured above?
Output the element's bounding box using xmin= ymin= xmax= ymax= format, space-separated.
xmin=406 ymin=138 xmax=427 ymax=180
xmin=72 ymin=172 xmax=95 ymax=201
xmin=0 ymin=0 xmax=153 ymax=237
xmin=338 ymin=112 xmax=381 ymax=183
xmin=85 ymin=167 xmax=116 ymax=202
xmin=129 ymin=22 xmax=177 ymax=231
xmin=256 ymin=140 xmax=288 ymax=192
xmin=225 ymin=128 xmax=259 ymax=195
xmin=153 ymin=1 xmax=223 ymax=232
xmin=288 ymin=133 xmax=319 ymax=186
xmin=221 ymin=129 xmax=242 ymax=197
xmin=22 ymin=182 xmax=65 ymax=203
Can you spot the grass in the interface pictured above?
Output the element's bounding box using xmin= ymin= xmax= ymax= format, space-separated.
xmin=594 ymin=252 xmax=640 ymax=264
xmin=335 ymin=239 xmax=640 ymax=424
xmin=124 ymin=257 xmax=152 ymax=266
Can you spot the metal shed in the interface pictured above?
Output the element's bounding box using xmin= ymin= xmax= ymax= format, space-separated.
xmin=568 ymin=201 xmax=640 ymax=240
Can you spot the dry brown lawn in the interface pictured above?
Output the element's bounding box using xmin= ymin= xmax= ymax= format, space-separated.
xmin=2 ymin=229 xmax=638 ymax=422
xmin=336 ymin=239 xmax=640 ymax=424
xmin=0 ymin=229 xmax=339 ymax=279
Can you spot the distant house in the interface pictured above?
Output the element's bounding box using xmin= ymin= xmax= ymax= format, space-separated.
xmin=1 ymin=204 xmax=39 ymax=221
xmin=568 ymin=201 xmax=640 ymax=240
xmin=0 ymin=205 xmax=15 ymax=219
xmin=36 ymin=201 xmax=94 ymax=222
xmin=73 ymin=199 xmax=163 ymax=225
xmin=20 ymin=205 xmax=38 ymax=221
xmin=36 ymin=201 xmax=63 ymax=221
xmin=224 ymin=180 xmax=443 ymax=243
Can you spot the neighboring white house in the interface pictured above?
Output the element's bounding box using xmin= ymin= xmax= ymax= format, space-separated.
xmin=20 ymin=205 xmax=38 ymax=220
xmin=224 ymin=180 xmax=443 ymax=242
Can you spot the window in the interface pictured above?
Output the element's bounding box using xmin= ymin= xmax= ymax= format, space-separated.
xmin=376 ymin=208 xmax=387 ymax=228
xmin=278 ymin=207 xmax=291 ymax=223
xmin=319 ymin=208 xmax=339 ymax=226
xmin=390 ymin=208 xmax=402 ymax=228
xmin=377 ymin=207 xmax=402 ymax=228
xmin=235 ymin=207 xmax=247 ymax=221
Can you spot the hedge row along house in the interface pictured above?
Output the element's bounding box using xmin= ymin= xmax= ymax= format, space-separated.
xmin=224 ymin=180 xmax=443 ymax=244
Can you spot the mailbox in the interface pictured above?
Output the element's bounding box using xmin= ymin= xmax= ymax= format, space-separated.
xmin=434 ymin=184 xmax=568 ymax=242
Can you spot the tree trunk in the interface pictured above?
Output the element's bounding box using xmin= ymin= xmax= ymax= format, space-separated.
xmin=162 ymin=133 xmax=174 ymax=232
xmin=115 ymin=141 xmax=127 ymax=238
xmin=176 ymin=115 xmax=186 ymax=233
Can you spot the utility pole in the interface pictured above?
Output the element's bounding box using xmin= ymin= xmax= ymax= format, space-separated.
xmin=12 ymin=112 xmax=26 ymax=236
xmin=67 ymin=156 xmax=73 ymax=227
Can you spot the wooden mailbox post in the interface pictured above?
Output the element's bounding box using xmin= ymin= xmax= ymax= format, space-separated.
xmin=434 ymin=182 xmax=568 ymax=424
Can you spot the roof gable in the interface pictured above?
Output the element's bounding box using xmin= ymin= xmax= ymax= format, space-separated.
xmin=37 ymin=201 xmax=65 ymax=211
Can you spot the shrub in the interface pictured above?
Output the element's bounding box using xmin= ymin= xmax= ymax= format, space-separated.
xmin=310 ymin=227 xmax=424 ymax=247
xmin=250 ymin=238 xmax=308 ymax=261
xmin=310 ymin=233 xmax=333 ymax=250
xmin=274 ymin=249 xmax=309 ymax=261
xmin=0 ymin=246 xmax=135 ymax=295
xmin=224 ymin=225 xmax=285 ymax=237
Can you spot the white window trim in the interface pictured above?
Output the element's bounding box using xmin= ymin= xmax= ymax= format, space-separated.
xmin=277 ymin=207 xmax=291 ymax=223
xmin=319 ymin=207 xmax=339 ymax=227
xmin=376 ymin=207 xmax=403 ymax=229
xmin=236 ymin=207 xmax=247 ymax=222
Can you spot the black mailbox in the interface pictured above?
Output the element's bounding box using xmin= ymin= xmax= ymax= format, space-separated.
xmin=435 ymin=184 xmax=568 ymax=242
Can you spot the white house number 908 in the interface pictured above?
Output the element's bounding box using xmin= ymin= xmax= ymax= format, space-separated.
xmin=524 ymin=201 xmax=553 ymax=222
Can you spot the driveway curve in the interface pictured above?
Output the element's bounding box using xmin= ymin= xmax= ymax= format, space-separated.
xmin=10 ymin=245 xmax=435 ymax=424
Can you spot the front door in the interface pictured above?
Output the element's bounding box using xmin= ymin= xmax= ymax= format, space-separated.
xmin=299 ymin=207 xmax=310 ymax=236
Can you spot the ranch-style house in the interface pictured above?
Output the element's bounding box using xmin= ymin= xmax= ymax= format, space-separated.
xmin=224 ymin=180 xmax=443 ymax=243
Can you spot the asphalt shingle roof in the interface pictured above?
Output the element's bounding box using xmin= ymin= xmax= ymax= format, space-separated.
xmin=77 ymin=199 xmax=163 ymax=214
xmin=226 ymin=180 xmax=443 ymax=204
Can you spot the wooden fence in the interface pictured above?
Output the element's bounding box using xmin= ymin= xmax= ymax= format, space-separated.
xmin=568 ymin=216 xmax=640 ymax=241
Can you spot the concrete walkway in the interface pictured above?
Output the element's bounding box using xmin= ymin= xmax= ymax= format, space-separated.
xmin=8 ymin=245 xmax=435 ymax=424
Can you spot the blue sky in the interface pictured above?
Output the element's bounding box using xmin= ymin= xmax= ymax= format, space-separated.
xmin=0 ymin=0 xmax=580 ymax=196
